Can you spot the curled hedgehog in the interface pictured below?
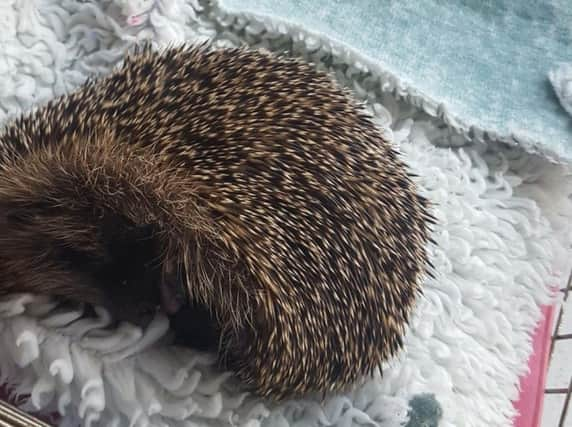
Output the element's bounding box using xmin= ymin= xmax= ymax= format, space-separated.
xmin=0 ymin=44 xmax=434 ymax=399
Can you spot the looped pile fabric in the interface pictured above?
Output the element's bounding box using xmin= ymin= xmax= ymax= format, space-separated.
xmin=0 ymin=1 xmax=571 ymax=426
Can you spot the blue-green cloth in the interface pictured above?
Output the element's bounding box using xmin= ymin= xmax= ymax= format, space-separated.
xmin=216 ymin=0 xmax=572 ymax=162
xmin=406 ymin=394 xmax=442 ymax=427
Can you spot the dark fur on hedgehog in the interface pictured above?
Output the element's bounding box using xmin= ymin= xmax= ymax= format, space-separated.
xmin=0 ymin=44 xmax=434 ymax=399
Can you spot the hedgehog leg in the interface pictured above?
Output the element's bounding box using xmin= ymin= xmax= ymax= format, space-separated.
xmin=159 ymin=259 xmax=187 ymax=315
xmin=168 ymin=301 xmax=221 ymax=351
xmin=158 ymin=258 xmax=221 ymax=351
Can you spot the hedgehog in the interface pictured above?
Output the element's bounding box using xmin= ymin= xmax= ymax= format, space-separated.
xmin=0 ymin=44 xmax=434 ymax=399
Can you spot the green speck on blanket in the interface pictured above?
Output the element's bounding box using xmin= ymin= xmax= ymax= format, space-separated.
xmin=406 ymin=394 xmax=443 ymax=427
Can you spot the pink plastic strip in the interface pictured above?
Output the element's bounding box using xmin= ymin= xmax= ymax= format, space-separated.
xmin=513 ymin=304 xmax=556 ymax=427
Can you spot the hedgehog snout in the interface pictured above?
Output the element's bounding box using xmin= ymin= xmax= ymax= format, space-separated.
xmin=60 ymin=219 xmax=221 ymax=349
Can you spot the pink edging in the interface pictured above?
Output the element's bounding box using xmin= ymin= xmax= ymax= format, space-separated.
xmin=513 ymin=304 xmax=556 ymax=427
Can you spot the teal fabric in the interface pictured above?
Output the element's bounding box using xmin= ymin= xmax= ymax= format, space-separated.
xmin=406 ymin=394 xmax=442 ymax=427
xmin=550 ymin=63 xmax=572 ymax=118
xmin=217 ymin=0 xmax=572 ymax=161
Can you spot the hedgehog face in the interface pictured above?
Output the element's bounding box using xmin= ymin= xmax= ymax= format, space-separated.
xmin=0 ymin=199 xmax=220 ymax=348
xmin=0 ymin=126 xmax=223 ymax=346
xmin=0 ymin=205 xmax=162 ymax=325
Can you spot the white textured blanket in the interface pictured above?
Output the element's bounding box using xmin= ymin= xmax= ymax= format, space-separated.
xmin=0 ymin=1 xmax=571 ymax=427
